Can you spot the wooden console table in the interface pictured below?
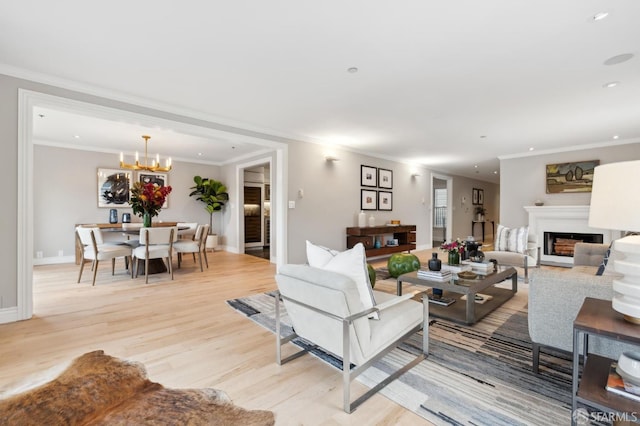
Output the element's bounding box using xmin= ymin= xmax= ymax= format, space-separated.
xmin=346 ymin=225 xmax=416 ymax=257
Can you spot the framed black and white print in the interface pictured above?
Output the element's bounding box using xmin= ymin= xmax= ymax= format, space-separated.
xmin=361 ymin=189 xmax=377 ymax=210
xmin=138 ymin=172 xmax=169 ymax=208
xmin=361 ymin=165 xmax=378 ymax=187
xmin=378 ymin=168 xmax=393 ymax=189
xmin=478 ymin=189 xmax=484 ymax=205
xmin=378 ymin=191 xmax=393 ymax=211
xmin=472 ymin=188 xmax=479 ymax=205
xmin=97 ymin=168 xmax=132 ymax=208
xmin=138 ymin=172 xmax=167 ymax=187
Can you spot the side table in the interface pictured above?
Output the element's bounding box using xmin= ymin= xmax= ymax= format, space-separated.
xmin=572 ymin=297 xmax=640 ymax=425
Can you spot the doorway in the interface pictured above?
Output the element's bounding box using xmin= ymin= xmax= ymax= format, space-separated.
xmin=431 ymin=174 xmax=453 ymax=246
xmin=243 ymin=164 xmax=271 ymax=260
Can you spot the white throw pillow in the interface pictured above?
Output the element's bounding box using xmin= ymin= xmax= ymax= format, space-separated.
xmin=305 ymin=241 xmax=377 ymax=317
xmin=306 ymin=240 xmax=339 ymax=268
xmin=495 ymin=225 xmax=529 ymax=254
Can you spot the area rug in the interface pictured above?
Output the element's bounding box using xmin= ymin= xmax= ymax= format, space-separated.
xmin=0 ymin=350 xmax=275 ymax=426
xmin=227 ymin=288 xmax=576 ymax=425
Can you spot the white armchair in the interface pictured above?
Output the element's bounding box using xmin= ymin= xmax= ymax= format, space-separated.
xmin=275 ymin=264 xmax=429 ymax=413
xmin=483 ymin=227 xmax=540 ymax=283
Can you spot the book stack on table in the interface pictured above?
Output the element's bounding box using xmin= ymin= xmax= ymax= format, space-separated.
xmin=461 ymin=260 xmax=493 ymax=275
xmin=417 ymin=269 xmax=452 ymax=282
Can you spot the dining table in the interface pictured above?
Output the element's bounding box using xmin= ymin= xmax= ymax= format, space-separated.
xmin=75 ymin=222 xmax=188 ymax=275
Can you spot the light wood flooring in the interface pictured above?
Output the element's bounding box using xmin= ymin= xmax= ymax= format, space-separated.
xmin=0 ymin=250 xmax=440 ymax=425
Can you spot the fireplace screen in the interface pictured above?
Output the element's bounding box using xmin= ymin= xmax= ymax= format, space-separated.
xmin=543 ymin=232 xmax=604 ymax=257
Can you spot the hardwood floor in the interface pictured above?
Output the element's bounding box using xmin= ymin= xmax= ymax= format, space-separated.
xmin=0 ymin=251 xmax=432 ymax=425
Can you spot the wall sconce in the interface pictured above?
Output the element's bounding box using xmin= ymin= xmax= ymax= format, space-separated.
xmin=325 ymin=155 xmax=339 ymax=162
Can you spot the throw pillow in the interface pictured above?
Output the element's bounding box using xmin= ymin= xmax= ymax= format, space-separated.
xmin=305 ymin=241 xmax=377 ymax=317
xmin=595 ymin=243 xmax=612 ymax=276
xmin=306 ymin=240 xmax=339 ymax=267
xmin=495 ymin=224 xmax=529 ymax=254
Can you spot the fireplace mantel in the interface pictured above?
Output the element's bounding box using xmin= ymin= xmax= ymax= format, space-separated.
xmin=524 ymin=205 xmax=616 ymax=266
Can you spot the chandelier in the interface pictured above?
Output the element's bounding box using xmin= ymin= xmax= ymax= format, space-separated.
xmin=119 ymin=135 xmax=172 ymax=172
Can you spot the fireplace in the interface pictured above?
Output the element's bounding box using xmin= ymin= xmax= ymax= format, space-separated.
xmin=525 ymin=205 xmax=618 ymax=266
xmin=543 ymin=232 xmax=604 ymax=257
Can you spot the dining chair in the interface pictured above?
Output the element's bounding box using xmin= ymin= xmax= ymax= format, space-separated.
xmin=132 ymin=226 xmax=178 ymax=283
xmin=173 ymin=224 xmax=210 ymax=272
xmin=176 ymin=222 xmax=198 ymax=240
xmin=75 ymin=227 xmax=133 ymax=286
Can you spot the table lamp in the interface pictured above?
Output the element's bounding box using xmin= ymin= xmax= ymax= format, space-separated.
xmin=588 ymin=160 xmax=640 ymax=324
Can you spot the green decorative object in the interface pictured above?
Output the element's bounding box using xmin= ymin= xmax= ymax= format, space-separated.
xmin=367 ymin=263 xmax=376 ymax=288
xmin=448 ymin=251 xmax=460 ymax=266
xmin=143 ymin=211 xmax=152 ymax=228
xmin=387 ymin=253 xmax=420 ymax=278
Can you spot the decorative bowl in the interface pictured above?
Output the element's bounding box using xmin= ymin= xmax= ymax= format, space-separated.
xmin=617 ymin=351 xmax=640 ymax=385
xmin=534 ymin=201 xmax=544 ymax=206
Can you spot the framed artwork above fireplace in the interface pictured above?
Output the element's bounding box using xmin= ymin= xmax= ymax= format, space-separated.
xmin=545 ymin=160 xmax=599 ymax=194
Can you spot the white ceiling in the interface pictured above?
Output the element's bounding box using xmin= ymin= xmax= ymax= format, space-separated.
xmin=2 ymin=1 xmax=640 ymax=183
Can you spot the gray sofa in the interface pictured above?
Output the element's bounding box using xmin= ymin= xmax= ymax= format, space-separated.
xmin=528 ymin=242 xmax=635 ymax=373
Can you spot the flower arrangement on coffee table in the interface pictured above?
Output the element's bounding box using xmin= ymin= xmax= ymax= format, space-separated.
xmin=441 ymin=239 xmax=466 ymax=265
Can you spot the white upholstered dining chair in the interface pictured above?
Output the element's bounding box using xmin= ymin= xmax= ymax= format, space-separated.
xmin=75 ymin=227 xmax=133 ymax=286
xmin=132 ymin=227 xmax=178 ymax=284
xmin=173 ymin=224 xmax=209 ymax=272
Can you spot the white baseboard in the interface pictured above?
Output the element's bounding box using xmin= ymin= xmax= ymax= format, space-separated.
xmin=0 ymin=306 xmax=19 ymax=324
xmin=33 ymin=255 xmax=75 ymax=266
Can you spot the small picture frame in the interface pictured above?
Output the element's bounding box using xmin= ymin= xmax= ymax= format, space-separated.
xmin=361 ymin=189 xmax=377 ymax=210
xmin=97 ymin=168 xmax=132 ymax=208
xmin=378 ymin=191 xmax=393 ymax=211
xmin=472 ymin=188 xmax=479 ymax=205
xmin=478 ymin=189 xmax=484 ymax=205
xmin=138 ymin=172 xmax=169 ymax=208
xmin=361 ymin=165 xmax=378 ymax=187
xmin=378 ymin=168 xmax=393 ymax=189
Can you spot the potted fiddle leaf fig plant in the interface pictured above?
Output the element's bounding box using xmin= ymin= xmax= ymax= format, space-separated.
xmin=189 ymin=176 xmax=229 ymax=249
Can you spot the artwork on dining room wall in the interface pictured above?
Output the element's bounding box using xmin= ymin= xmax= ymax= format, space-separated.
xmin=138 ymin=172 xmax=169 ymax=208
xmin=97 ymin=168 xmax=132 ymax=208
xmin=546 ymin=160 xmax=599 ymax=194
xmin=361 ymin=165 xmax=377 ymax=187
xmin=378 ymin=191 xmax=393 ymax=211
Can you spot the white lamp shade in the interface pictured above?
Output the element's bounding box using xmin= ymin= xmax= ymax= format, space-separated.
xmin=588 ymin=160 xmax=640 ymax=232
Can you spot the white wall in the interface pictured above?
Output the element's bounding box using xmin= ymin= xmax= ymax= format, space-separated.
xmin=33 ymin=145 xmax=220 ymax=263
xmin=500 ymin=142 xmax=640 ymax=228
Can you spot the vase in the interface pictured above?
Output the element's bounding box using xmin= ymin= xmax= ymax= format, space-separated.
xmin=109 ymin=209 xmax=118 ymax=224
xmin=428 ymin=253 xmax=441 ymax=271
xmin=143 ymin=212 xmax=152 ymax=228
xmin=448 ymin=251 xmax=460 ymax=265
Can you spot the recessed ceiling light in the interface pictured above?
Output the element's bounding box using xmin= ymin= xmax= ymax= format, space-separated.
xmin=493 ymin=171 xmax=498 ymax=174
xmin=474 ymin=164 xmax=478 ymax=168
xmin=604 ymin=53 xmax=634 ymax=66
xmin=529 ymin=147 xmax=535 ymax=151
xmin=603 ymin=81 xmax=620 ymax=88
xmin=74 ymin=135 xmax=80 ymax=139
xmin=613 ymin=135 xmax=620 ymax=140
xmin=347 ymin=67 xmax=358 ymax=73
xmin=198 ymin=152 xmax=203 ymax=156
xmin=592 ymin=11 xmax=609 ymax=21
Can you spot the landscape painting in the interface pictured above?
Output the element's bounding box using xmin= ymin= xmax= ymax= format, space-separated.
xmin=546 ymin=160 xmax=599 ymax=194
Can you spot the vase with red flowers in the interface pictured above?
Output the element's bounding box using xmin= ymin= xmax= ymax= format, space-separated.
xmin=129 ymin=182 xmax=172 ymax=227
xmin=440 ymin=238 xmax=466 ymax=265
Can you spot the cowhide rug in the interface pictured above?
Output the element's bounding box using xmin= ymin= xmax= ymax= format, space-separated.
xmin=0 ymin=350 xmax=275 ymax=425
